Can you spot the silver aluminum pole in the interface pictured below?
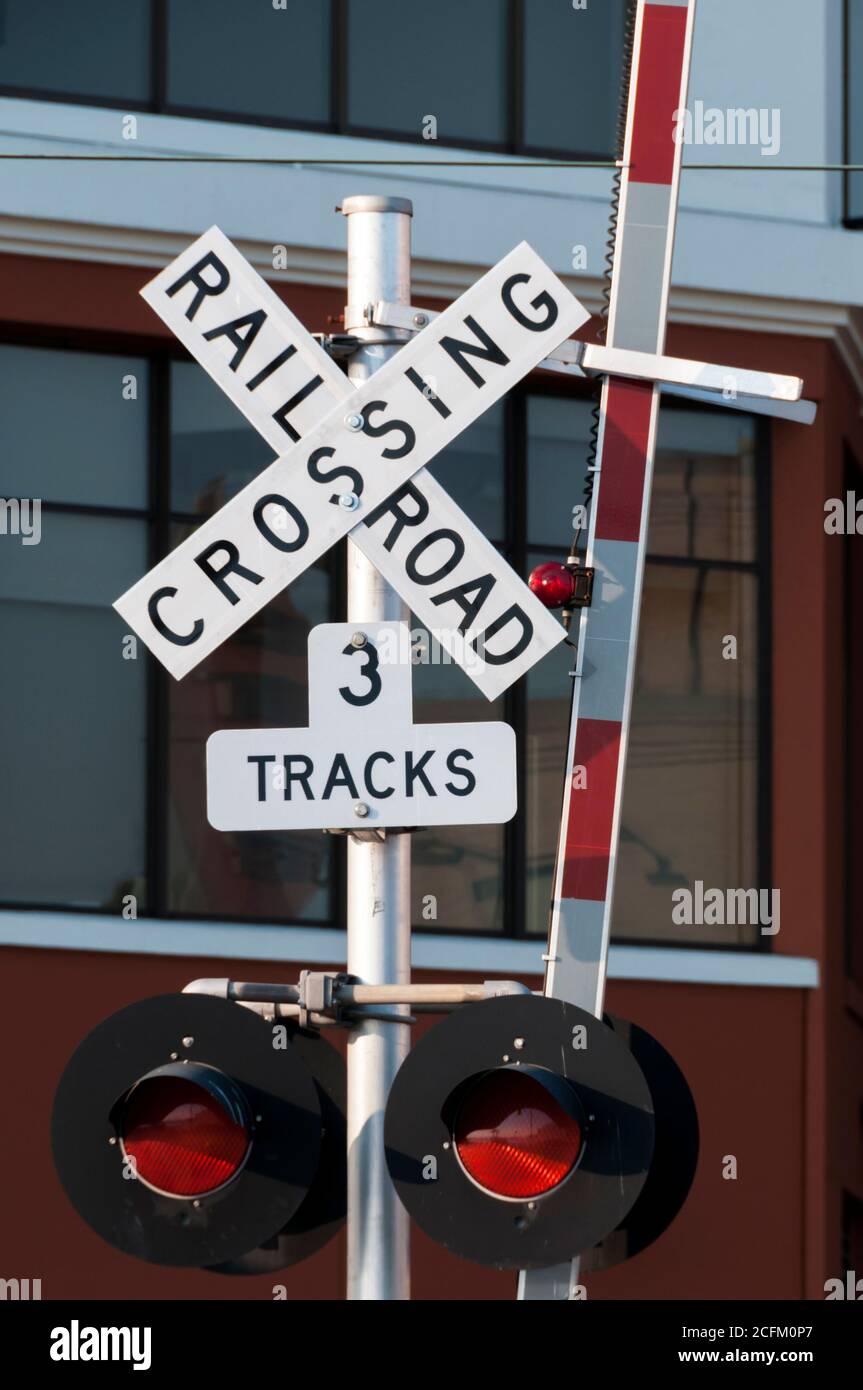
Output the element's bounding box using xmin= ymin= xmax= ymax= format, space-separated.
xmin=340 ymin=194 xmax=412 ymax=1301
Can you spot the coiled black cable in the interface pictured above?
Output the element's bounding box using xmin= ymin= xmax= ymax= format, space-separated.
xmin=576 ymin=0 xmax=638 ymax=559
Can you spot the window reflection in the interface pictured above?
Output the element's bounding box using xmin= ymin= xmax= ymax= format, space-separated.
xmin=0 ymin=345 xmax=149 ymax=509
xmin=170 ymin=361 xmax=272 ymax=517
xmin=523 ymin=0 xmax=625 ymax=156
xmin=410 ymin=634 xmax=506 ymax=932
xmin=525 ymin=540 xmax=761 ymax=945
xmin=0 ymin=512 xmax=148 ymax=908
xmin=347 ymin=0 xmax=507 ymax=144
xmin=165 ymin=526 xmax=333 ymax=923
xmin=166 ymin=0 xmax=331 ymax=124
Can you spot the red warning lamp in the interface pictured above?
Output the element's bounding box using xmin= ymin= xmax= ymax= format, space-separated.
xmin=528 ymin=561 xmax=577 ymax=610
xmin=120 ymin=1065 xmax=250 ymax=1199
xmin=453 ymin=1068 xmax=582 ymax=1200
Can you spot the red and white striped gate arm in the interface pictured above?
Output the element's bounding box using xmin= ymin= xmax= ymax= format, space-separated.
xmin=519 ymin=0 xmax=697 ymax=1300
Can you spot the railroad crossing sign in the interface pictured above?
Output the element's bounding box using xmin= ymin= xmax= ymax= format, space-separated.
xmin=206 ymin=621 xmax=516 ymax=832
xmin=115 ymin=231 xmax=589 ymax=700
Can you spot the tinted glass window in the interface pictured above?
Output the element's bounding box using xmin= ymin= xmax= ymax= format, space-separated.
xmin=170 ymin=360 xmax=272 ymax=517
xmin=411 ymin=634 xmax=506 ymax=933
xmin=164 ymin=542 xmax=335 ymax=923
xmin=0 ymin=0 xmax=150 ymax=100
xmin=166 ymin=0 xmax=331 ymax=124
xmin=346 ymin=0 xmax=507 ymax=144
xmin=527 ymin=394 xmax=594 ymax=549
xmin=428 ymin=402 xmax=505 ymax=541
xmin=0 ymin=345 xmax=149 ymax=510
xmin=649 ymin=411 xmax=757 ymax=563
xmin=0 ymin=512 xmax=148 ymax=907
xmin=526 ymin=556 xmax=761 ymax=946
xmin=0 ymin=340 xmax=767 ymax=951
xmin=523 ymin=0 xmax=626 ymax=155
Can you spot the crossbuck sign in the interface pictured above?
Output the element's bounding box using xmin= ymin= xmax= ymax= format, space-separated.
xmin=115 ymin=229 xmax=589 ymax=700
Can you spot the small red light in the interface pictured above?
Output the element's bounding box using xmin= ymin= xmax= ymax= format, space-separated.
xmin=121 ymin=1074 xmax=249 ymax=1198
xmin=528 ymin=562 xmax=576 ymax=610
xmin=453 ymin=1070 xmax=582 ymax=1200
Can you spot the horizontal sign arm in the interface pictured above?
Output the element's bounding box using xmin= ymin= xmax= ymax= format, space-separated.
xmin=370 ymin=300 xmax=816 ymax=422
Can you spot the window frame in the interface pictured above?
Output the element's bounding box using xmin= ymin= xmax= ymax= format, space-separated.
xmin=845 ymin=0 xmax=863 ymax=229
xmin=0 ymin=331 xmax=773 ymax=951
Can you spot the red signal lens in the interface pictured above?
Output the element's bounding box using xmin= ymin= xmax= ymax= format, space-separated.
xmin=120 ymin=1072 xmax=250 ymax=1198
xmin=453 ymin=1069 xmax=582 ymax=1200
xmin=528 ymin=562 xmax=576 ymax=610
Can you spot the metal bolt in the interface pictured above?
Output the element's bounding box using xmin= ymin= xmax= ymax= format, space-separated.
xmin=413 ymin=312 xmax=428 ymax=328
xmin=339 ymin=491 xmax=360 ymax=511
xmin=182 ymin=1036 xmax=194 ymax=1048
xmin=255 ymin=1115 xmax=262 ymax=1123
xmin=502 ymin=1054 xmax=510 ymax=1063
xmin=350 ymin=631 xmax=368 ymax=648
xmin=513 ymin=1037 xmax=525 ymax=1050
xmin=527 ymin=1201 xmax=536 ymax=1211
xmin=108 ymin=1137 xmax=117 ymax=1146
xmin=345 ymin=411 xmax=364 ymax=432
xmin=192 ymin=1200 xmax=200 ymax=1209
xmin=353 ymin=802 xmax=370 ymax=818
xmin=169 ymin=1052 xmax=178 ymax=1060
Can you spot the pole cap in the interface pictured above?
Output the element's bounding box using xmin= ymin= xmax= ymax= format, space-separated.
xmin=337 ymin=195 xmax=413 ymax=217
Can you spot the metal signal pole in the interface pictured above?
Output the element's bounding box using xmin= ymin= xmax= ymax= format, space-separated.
xmin=340 ymin=195 xmax=413 ymax=1301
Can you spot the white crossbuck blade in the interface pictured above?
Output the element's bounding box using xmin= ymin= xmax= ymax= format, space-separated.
xmin=207 ymin=623 xmax=517 ymax=831
xmin=115 ymin=228 xmax=590 ymax=700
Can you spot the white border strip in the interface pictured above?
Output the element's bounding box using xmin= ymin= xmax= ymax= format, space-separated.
xmin=0 ymin=910 xmax=818 ymax=988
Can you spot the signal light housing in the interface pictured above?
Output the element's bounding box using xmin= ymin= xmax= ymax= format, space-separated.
xmin=52 ymin=994 xmax=343 ymax=1269
xmin=384 ymin=994 xmax=655 ymax=1269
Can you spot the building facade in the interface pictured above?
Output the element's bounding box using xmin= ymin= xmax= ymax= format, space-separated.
xmin=0 ymin=0 xmax=861 ymax=1299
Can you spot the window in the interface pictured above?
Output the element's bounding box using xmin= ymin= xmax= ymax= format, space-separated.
xmin=847 ymin=0 xmax=863 ymax=225
xmin=521 ymin=401 xmax=766 ymax=948
xmin=0 ymin=0 xmax=151 ymax=103
xmin=0 ymin=340 xmax=768 ymax=947
xmin=346 ymin=0 xmax=508 ymax=147
xmin=165 ymin=0 xmax=331 ymax=127
xmin=0 ymin=345 xmax=149 ymax=909
xmin=0 ymin=0 xmax=627 ymax=159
